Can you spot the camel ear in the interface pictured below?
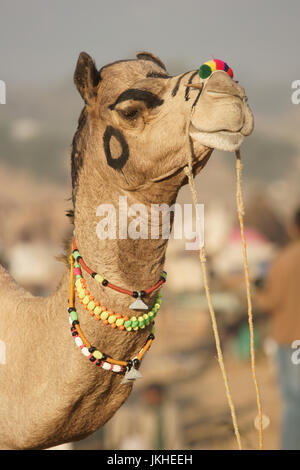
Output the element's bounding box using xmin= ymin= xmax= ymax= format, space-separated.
xmin=136 ymin=51 xmax=167 ymax=72
xmin=74 ymin=52 xmax=100 ymax=103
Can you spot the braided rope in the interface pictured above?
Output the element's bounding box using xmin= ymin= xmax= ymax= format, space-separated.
xmin=184 ymin=158 xmax=243 ymax=450
xmin=235 ymin=150 xmax=264 ymax=450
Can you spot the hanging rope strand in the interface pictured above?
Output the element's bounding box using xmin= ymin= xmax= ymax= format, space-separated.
xmin=184 ymin=159 xmax=243 ymax=451
xmin=235 ymin=150 xmax=264 ymax=450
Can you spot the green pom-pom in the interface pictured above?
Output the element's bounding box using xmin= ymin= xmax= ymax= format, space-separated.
xmin=198 ymin=64 xmax=212 ymax=79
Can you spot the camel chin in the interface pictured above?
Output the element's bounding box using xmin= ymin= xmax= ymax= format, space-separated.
xmin=189 ymin=125 xmax=245 ymax=152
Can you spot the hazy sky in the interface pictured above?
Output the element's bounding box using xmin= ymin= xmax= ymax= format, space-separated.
xmin=1 ymin=0 xmax=300 ymax=89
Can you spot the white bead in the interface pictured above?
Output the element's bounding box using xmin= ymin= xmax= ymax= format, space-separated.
xmin=102 ymin=362 xmax=111 ymax=371
xmin=75 ymin=336 xmax=83 ymax=347
xmin=68 ymin=316 xmax=73 ymax=325
xmin=113 ymin=365 xmax=121 ymax=373
xmin=81 ymin=347 xmax=90 ymax=357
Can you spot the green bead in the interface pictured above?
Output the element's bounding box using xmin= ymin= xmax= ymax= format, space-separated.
xmin=124 ymin=320 xmax=132 ymax=328
xmin=131 ymin=320 xmax=139 ymax=328
xmin=70 ymin=311 xmax=78 ymax=322
xmin=138 ymin=319 xmax=145 ymax=327
xmin=73 ymin=250 xmax=80 ymax=260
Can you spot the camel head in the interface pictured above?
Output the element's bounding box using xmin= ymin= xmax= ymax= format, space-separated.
xmin=72 ymin=51 xmax=253 ymax=195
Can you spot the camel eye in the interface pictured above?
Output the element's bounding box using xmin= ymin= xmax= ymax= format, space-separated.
xmin=118 ymin=108 xmax=140 ymax=121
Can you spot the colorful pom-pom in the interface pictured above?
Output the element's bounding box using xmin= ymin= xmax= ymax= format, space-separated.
xmin=198 ymin=59 xmax=234 ymax=80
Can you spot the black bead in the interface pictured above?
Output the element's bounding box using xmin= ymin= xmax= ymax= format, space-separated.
xmin=88 ymin=346 xmax=96 ymax=353
xmin=102 ymin=279 xmax=108 ymax=286
xmin=68 ymin=307 xmax=75 ymax=313
xmin=133 ymin=291 xmax=139 ymax=298
xmin=89 ymin=356 xmax=96 ymax=363
xmin=140 ymin=290 xmax=146 ymax=298
xmin=102 ymin=354 xmax=108 ymax=361
xmin=72 ymin=320 xmax=79 ymax=326
xmin=72 ymin=331 xmax=78 ymax=337
xmin=133 ymin=358 xmax=140 ymax=369
xmin=148 ymin=333 xmax=155 ymax=340
xmin=126 ymin=359 xmax=133 ymax=370
xmin=91 ymin=272 xmax=97 ymax=278
xmin=95 ymin=360 xmax=102 ymax=366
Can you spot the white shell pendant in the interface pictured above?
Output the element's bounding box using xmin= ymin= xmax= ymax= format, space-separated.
xmin=121 ymin=365 xmax=143 ymax=384
xmin=129 ymin=291 xmax=148 ymax=310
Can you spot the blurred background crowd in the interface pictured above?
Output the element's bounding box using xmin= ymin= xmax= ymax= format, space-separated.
xmin=1 ymin=0 xmax=300 ymax=450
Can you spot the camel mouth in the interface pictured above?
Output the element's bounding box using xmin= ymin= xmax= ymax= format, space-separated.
xmin=189 ymin=123 xmax=245 ymax=152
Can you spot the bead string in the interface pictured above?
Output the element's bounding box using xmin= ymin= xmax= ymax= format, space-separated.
xmin=72 ymin=238 xmax=167 ymax=299
xmin=68 ymin=254 xmax=155 ymax=373
xmin=73 ymin=257 xmax=162 ymax=331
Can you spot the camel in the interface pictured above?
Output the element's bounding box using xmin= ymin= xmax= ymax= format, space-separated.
xmin=0 ymin=51 xmax=253 ymax=449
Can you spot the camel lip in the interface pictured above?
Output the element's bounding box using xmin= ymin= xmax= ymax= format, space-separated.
xmin=189 ymin=124 xmax=245 ymax=152
xmin=189 ymin=122 xmax=243 ymax=137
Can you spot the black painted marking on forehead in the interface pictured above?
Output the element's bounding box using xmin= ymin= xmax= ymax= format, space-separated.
xmin=108 ymin=89 xmax=164 ymax=110
xmin=171 ymin=71 xmax=191 ymax=97
xmin=185 ymin=71 xmax=198 ymax=101
xmin=136 ymin=52 xmax=167 ymax=71
xmin=103 ymin=126 xmax=129 ymax=171
xmin=146 ymin=72 xmax=171 ymax=79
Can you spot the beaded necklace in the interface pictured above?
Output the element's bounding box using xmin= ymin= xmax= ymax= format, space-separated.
xmin=73 ymin=260 xmax=162 ymax=331
xmin=68 ymin=253 xmax=155 ymax=382
xmin=72 ymin=238 xmax=167 ymax=309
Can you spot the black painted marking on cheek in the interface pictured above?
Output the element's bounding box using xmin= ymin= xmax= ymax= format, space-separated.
xmin=185 ymin=71 xmax=198 ymax=101
xmin=103 ymin=126 xmax=130 ymax=170
xmin=171 ymin=71 xmax=191 ymax=97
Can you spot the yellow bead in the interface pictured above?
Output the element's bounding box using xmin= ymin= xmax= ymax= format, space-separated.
xmin=138 ymin=316 xmax=144 ymax=322
xmin=75 ymin=279 xmax=82 ymax=288
xmin=93 ymin=350 xmax=103 ymax=359
xmin=108 ymin=315 xmax=117 ymax=324
xmin=87 ymin=301 xmax=95 ymax=311
xmin=95 ymin=274 xmax=104 ymax=283
xmin=83 ymin=296 xmax=90 ymax=305
xmin=100 ymin=311 xmax=109 ymax=320
xmin=78 ymin=290 xmax=85 ymax=299
xmin=131 ymin=316 xmax=137 ymax=322
xmin=143 ymin=313 xmax=149 ymax=320
xmin=133 ymin=326 xmax=139 ymax=331
xmin=94 ymin=306 xmax=101 ymax=316
xmin=116 ymin=318 xmax=124 ymax=327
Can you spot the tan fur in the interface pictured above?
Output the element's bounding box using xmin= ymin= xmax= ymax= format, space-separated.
xmin=0 ymin=52 xmax=253 ymax=449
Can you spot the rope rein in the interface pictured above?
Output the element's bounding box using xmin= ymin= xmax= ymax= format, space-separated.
xmin=235 ymin=150 xmax=264 ymax=450
xmin=184 ymin=138 xmax=264 ymax=449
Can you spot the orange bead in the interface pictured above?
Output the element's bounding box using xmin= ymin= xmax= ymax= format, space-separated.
xmin=124 ymin=315 xmax=129 ymax=321
xmin=90 ymin=311 xmax=95 ymax=316
xmin=95 ymin=301 xmax=100 ymax=307
xmin=89 ymin=296 xmax=94 ymax=301
xmin=101 ymin=306 xmax=107 ymax=312
xmin=95 ymin=315 xmax=101 ymax=321
xmin=119 ymin=325 xmax=125 ymax=330
xmin=111 ymin=323 xmax=117 ymax=329
xmin=84 ymin=305 xmax=88 ymax=310
xmin=107 ymin=310 xmax=114 ymax=316
xmin=103 ymin=320 xmax=109 ymax=325
xmin=116 ymin=313 xmax=122 ymax=319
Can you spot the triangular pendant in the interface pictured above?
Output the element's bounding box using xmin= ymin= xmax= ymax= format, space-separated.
xmin=121 ymin=366 xmax=143 ymax=384
xmin=129 ymin=298 xmax=148 ymax=310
